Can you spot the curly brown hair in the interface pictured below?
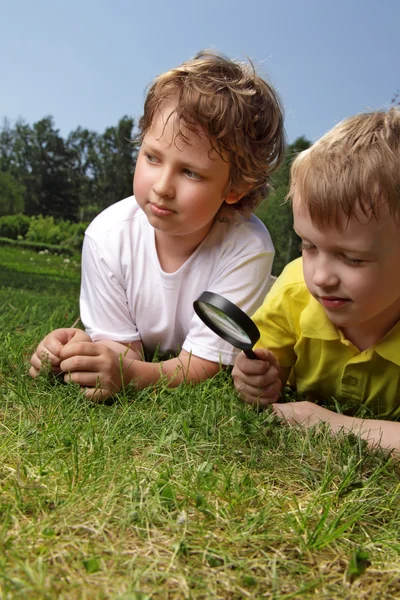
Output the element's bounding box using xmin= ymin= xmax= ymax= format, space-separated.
xmin=138 ymin=50 xmax=285 ymax=214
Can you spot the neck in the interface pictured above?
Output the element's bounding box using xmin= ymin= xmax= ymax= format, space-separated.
xmin=154 ymin=226 xmax=212 ymax=273
xmin=342 ymin=306 xmax=400 ymax=351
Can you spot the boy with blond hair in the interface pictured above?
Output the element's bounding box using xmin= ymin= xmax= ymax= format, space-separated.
xmin=232 ymin=108 xmax=400 ymax=452
xmin=30 ymin=51 xmax=284 ymax=399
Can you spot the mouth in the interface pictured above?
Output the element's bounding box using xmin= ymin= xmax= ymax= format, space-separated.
xmin=319 ymin=296 xmax=351 ymax=309
xmin=149 ymin=202 xmax=174 ymax=217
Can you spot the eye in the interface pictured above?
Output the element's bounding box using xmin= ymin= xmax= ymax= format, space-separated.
xmin=340 ymin=254 xmax=364 ymax=267
xmin=183 ymin=168 xmax=202 ymax=180
xmin=145 ymin=152 xmax=159 ymax=164
xmin=299 ymin=242 xmax=316 ymax=252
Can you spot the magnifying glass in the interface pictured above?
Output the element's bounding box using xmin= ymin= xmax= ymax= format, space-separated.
xmin=193 ymin=291 xmax=260 ymax=359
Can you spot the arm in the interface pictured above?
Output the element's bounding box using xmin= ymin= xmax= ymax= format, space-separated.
xmin=272 ymin=402 xmax=400 ymax=454
xmin=59 ymin=339 xmax=220 ymax=400
xmin=232 ymin=352 xmax=400 ymax=453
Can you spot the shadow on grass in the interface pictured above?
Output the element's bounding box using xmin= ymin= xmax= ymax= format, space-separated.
xmin=0 ymin=264 xmax=80 ymax=296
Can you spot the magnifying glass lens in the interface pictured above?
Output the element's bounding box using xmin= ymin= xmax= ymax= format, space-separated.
xmin=193 ymin=292 xmax=260 ymax=359
xmin=197 ymin=303 xmax=252 ymax=345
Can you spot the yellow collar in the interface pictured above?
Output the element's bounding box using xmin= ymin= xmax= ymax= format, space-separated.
xmin=299 ymin=295 xmax=400 ymax=366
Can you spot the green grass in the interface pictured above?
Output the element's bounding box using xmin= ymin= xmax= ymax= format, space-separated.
xmin=1 ymin=246 xmax=400 ymax=599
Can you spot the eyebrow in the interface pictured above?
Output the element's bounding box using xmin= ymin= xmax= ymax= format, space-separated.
xmin=293 ymin=227 xmax=377 ymax=256
xmin=141 ymin=140 xmax=214 ymax=174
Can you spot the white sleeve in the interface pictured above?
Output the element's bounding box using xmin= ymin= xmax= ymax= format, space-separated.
xmin=182 ymin=248 xmax=274 ymax=366
xmin=80 ymin=235 xmax=140 ymax=343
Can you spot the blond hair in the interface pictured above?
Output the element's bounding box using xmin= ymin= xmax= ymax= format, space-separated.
xmin=288 ymin=108 xmax=400 ymax=227
xmin=138 ymin=50 xmax=285 ymax=214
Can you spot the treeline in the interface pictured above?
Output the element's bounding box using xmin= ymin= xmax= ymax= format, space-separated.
xmin=0 ymin=115 xmax=311 ymax=274
xmin=257 ymin=136 xmax=311 ymax=275
xmin=0 ymin=116 xmax=137 ymax=221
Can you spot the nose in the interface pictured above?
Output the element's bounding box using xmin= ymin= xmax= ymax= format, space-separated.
xmin=312 ymin=254 xmax=339 ymax=289
xmin=152 ymin=167 xmax=175 ymax=199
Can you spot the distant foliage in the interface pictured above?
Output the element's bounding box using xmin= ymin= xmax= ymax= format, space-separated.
xmin=391 ymin=90 xmax=400 ymax=106
xmin=0 ymin=115 xmax=137 ymax=222
xmin=0 ymin=213 xmax=87 ymax=250
xmin=0 ymin=114 xmax=314 ymax=273
xmin=0 ymin=171 xmax=26 ymax=216
xmin=256 ymin=136 xmax=312 ymax=276
xmin=25 ymin=216 xmax=87 ymax=249
xmin=0 ymin=213 xmax=31 ymax=239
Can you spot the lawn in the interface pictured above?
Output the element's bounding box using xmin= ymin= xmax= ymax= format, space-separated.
xmin=1 ymin=246 xmax=400 ymax=599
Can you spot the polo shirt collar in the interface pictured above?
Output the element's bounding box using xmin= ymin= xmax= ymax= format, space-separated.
xmin=300 ymin=296 xmax=340 ymax=340
xmin=300 ymin=296 xmax=400 ymax=366
xmin=374 ymin=320 xmax=400 ymax=366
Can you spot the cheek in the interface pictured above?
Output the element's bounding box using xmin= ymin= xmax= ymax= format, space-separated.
xmin=343 ymin=271 xmax=376 ymax=299
xmin=301 ymin=256 xmax=313 ymax=287
xmin=133 ymin=163 xmax=149 ymax=197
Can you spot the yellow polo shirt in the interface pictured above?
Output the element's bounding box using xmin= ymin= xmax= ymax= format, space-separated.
xmin=252 ymin=258 xmax=400 ymax=419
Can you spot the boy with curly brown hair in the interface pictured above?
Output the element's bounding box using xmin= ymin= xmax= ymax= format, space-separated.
xmin=30 ymin=50 xmax=285 ymax=399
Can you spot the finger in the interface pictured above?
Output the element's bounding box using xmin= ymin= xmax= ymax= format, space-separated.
xmin=235 ymin=350 xmax=270 ymax=370
xmin=236 ymin=373 xmax=281 ymax=401
xmin=233 ymin=366 xmax=277 ymax=391
xmin=29 ymin=365 xmax=39 ymax=378
xmin=42 ymin=339 xmax=64 ymax=361
xmin=31 ymin=340 xmax=60 ymax=370
xmin=30 ymin=352 xmax=42 ymax=371
xmin=60 ymin=341 xmax=99 ymax=361
xmin=60 ymin=354 xmax=107 ymax=380
xmin=63 ymin=370 xmax=102 ymax=387
xmin=271 ymin=403 xmax=294 ymax=422
xmin=41 ymin=328 xmax=83 ymax=360
xmin=232 ymin=360 xmax=270 ymax=381
xmin=84 ymin=387 xmax=113 ymax=402
xmin=235 ymin=383 xmax=280 ymax=406
xmin=30 ymin=348 xmax=60 ymax=373
xmin=34 ymin=342 xmax=62 ymax=366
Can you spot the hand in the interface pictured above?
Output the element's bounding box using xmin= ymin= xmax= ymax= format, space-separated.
xmin=29 ymin=328 xmax=91 ymax=377
xmin=272 ymin=401 xmax=338 ymax=428
xmin=59 ymin=341 xmax=134 ymax=400
xmin=232 ymin=348 xmax=282 ymax=406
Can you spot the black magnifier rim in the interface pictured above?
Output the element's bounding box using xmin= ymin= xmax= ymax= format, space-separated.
xmin=193 ymin=291 xmax=260 ymax=350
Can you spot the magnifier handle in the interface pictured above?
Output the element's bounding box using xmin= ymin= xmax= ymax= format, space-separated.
xmin=244 ymin=349 xmax=258 ymax=360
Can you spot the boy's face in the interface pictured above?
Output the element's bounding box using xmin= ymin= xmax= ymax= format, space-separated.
xmin=293 ymin=196 xmax=400 ymax=346
xmin=134 ymin=99 xmax=239 ymax=247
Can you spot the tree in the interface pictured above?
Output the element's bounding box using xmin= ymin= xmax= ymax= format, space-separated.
xmin=0 ymin=114 xmax=139 ymax=222
xmin=67 ymin=126 xmax=100 ymax=221
xmin=0 ymin=171 xmax=25 ymax=215
xmin=256 ymin=136 xmax=312 ymax=276
xmin=391 ymin=90 xmax=400 ymax=106
xmin=1 ymin=117 xmax=81 ymax=220
xmin=95 ymin=116 xmax=137 ymax=212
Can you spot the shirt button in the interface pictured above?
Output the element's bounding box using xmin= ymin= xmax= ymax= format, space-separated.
xmin=343 ymin=375 xmax=358 ymax=386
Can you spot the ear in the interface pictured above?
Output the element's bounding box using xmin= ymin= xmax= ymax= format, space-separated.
xmin=224 ymin=189 xmax=245 ymax=205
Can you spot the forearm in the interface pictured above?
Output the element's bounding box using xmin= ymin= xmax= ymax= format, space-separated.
xmin=274 ymin=402 xmax=400 ymax=454
xmin=329 ymin=413 xmax=400 ymax=453
xmin=98 ymin=340 xmax=221 ymax=389
xmin=121 ymin=352 xmax=221 ymax=389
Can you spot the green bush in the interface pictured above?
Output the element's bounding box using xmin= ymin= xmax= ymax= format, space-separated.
xmin=25 ymin=215 xmax=87 ymax=249
xmin=61 ymin=221 xmax=88 ymax=250
xmin=0 ymin=213 xmax=31 ymax=239
xmin=25 ymin=215 xmax=67 ymax=245
xmin=0 ymin=214 xmax=87 ymax=252
xmin=0 ymin=237 xmax=75 ymax=256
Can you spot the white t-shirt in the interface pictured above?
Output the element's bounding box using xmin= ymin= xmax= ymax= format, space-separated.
xmin=80 ymin=196 xmax=274 ymax=366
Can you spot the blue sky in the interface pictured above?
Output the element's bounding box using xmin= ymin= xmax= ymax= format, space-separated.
xmin=1 ymin=0 xmax=398 ymax=144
